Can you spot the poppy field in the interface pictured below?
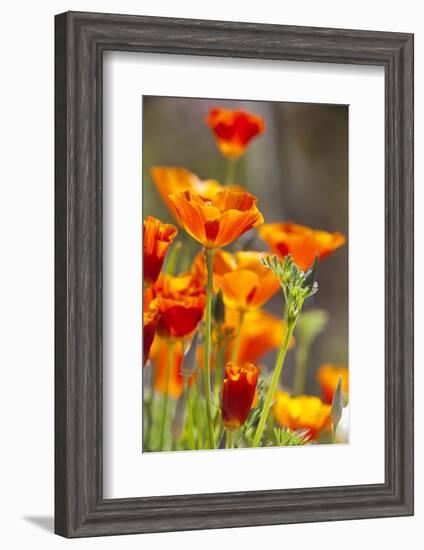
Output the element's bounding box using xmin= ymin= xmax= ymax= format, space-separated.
xmin=143 ymin=97 xmax=348 ymax=452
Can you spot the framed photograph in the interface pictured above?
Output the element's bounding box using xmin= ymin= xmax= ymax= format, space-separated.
xmin=55 ymin=11 xmax=414 ymax=538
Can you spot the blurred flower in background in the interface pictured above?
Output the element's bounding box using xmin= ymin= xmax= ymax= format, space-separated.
xmin=225 ymin=308 xmax=294 ymax=364
xmin=206 ymin=108 xmax=265 ymax=159
xmin=192 ymin=249 xmax=280 ymax=311
xmin=273 ymin=392 xmax=331 ymax=440
xmin=317 ymin=364 xmax=349 ymax=405
xmin=152 ymin=340 xmax=195 ymax=399
xmin=258 ymin=222 xmax=346 ymax=272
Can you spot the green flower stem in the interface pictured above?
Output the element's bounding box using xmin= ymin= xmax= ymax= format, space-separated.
xmin=293 ymin=346 xmax=308 ymax=396
xmin=204 ymin=248 xmax=216 ymax=449
xmin=226 ymin=429 xmax=234 ymax=449
xmin=231 ymin=310 xmax=245 ymax=362
xmin=191 ymin=389 xmax=200 ymax=450
xmin=195 ymin=365 xmax=203 ymax=449
xmin=184 ymin=380 xmax=196 ymax=451
xmin=292 ymin=309 xmax=328 ymax=396
xmin=145 ymin=370 xmax=156 ymax=451
xmin=252 ymin=317 xmax=297 ymax=448
xmin=214 ymin=340 xmax=224 ymax=403
xmin=179 ymin=236 xmax=194 ymax=273
xmin=165 ymin=241 xmax=182 ymax=275
xmin=148 ymin=364 xmax=161 ymax=451
xmin=149 ymin=362 xmax=160 ymax=450
xmin=225 ymin=158 xmax=237 ymax=184
xmin=159 ymin=342 xmax=173 ymax=450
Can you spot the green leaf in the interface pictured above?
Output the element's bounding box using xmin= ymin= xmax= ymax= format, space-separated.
xmin=331 ymin=376 xmax=344 ymax=431
xmin=304 ymin=255 xmax=319 ymax=289
xmin=273 ymin=427 xmax=311 ymax=446
xmin=181 ymin=332 xmax=199 ymax=377
xmin=171 ymin=390 xmax=187 ymax=441
xmin=260 ymin=254 xmax=319 ymax=323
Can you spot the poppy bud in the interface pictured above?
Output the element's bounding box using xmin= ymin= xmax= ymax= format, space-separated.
xmin=317 ymin=364 xmax=348 ymax=405
xmin=221 ymin=362 xmax=259 ymax=429
xmin=304 ymin=255 xmax=318 ymax=288
xmin=181 ymin=332 xmax=199 ymax=377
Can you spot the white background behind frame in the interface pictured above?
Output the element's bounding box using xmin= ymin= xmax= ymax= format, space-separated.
xmin=103 ymin=51 xmax=385 ymax=499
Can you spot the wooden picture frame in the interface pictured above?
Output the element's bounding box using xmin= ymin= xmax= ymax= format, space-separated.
xmin=55 ymin=11 xmax=414 ymax=538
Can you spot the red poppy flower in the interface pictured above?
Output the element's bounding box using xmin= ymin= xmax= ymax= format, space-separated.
xmin=206 ymin=108 xmax=265 ymax=158
xmin=152 ymin=273 xmax=206 ymax=339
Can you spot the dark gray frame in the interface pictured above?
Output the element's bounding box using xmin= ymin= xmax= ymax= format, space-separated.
xmin=55 ymin=11 xmax=414 ymax=538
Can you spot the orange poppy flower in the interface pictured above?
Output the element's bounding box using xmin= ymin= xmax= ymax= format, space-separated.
xmin=192 ymin=249 xmax=279 ymax=310
xmin=151 ymin=340 xmax=195 ymax=399
xmin=273 ymin=391 xmax=331 ymax=440
xmin=152 ymin=273 xmax=206 ymax=339
xmin=168 ymin=189 xmax=264 ymax=249
xmin=206 ymin=108 xmax=265 ymax=158
xmin=317 ymin=364 xmax=349 ymax=405
xmin=150 ymin=167 xmax=225 ymax=219
xmin=220 ymin=251 xmax=281 ymax=311
xmin=225 ymin=309 xmax=294 ymax=364
xmin=221 ymin=362 xmax=260 ymax=429
xmin=143 ymin=309 xmax=158 ymax=366
xmin=143 ymin=215 xmax=177 ymax=286
xmin=258 ymin=222 xmax=346 ymax=271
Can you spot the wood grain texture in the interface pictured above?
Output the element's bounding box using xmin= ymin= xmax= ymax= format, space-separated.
xmin=54 ymin=11 xmax=414 ymax=538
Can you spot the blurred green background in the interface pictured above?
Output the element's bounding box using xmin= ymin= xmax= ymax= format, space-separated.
xmin=143 ymin=95 xmax=348 ymax=397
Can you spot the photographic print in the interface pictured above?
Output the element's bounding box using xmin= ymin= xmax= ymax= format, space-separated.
xmin=142 ymin=96 xmax=348 ymax=452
